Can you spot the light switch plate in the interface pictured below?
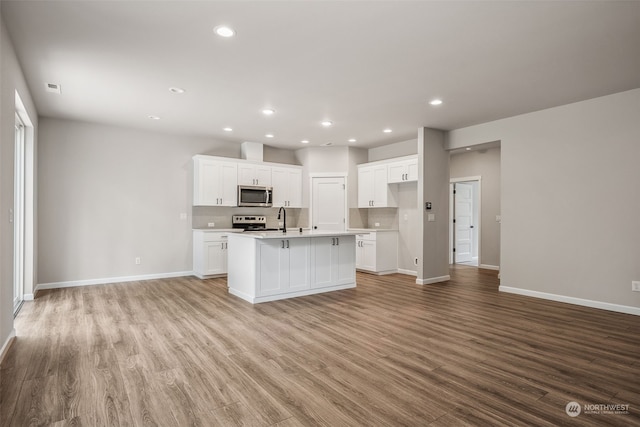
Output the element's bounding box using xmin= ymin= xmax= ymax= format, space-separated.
xmin=208 ymin=222 xmax=215 ymax=227
xmin=632 ymin=281 xmax=640 ymax=292
xmin=428 ymin=214 xmax=435 ymax=222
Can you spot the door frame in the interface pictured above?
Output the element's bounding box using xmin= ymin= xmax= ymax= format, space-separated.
xmin=309 ymin=173 xmax=348 ymax=231
xmin=450 ymin=176 xmax=481 ymax=265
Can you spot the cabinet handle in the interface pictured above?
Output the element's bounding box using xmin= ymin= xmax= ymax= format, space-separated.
xmin=286 ymin=240 xmax=290 ymax=249
xmin=281 ymin=240 xmax=285 ymax=249
xmin=331 ymin=238 xmax=335 ymax=246
xmin=336 ymin=238 xmax=339 ymax=245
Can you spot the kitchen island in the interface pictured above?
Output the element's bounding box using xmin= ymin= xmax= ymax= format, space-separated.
xmin=227 ymin=230 xmax=358 ymax=303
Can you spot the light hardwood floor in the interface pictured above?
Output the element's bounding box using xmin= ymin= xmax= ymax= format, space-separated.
xmin=1 ymin=266 xmax=639 ymax=426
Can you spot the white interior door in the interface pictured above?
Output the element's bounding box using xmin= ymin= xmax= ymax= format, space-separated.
xmin=312 ymin=176 xmax=345 ymax=231
xmin=455 ymin=183 xmax=473 ymax=263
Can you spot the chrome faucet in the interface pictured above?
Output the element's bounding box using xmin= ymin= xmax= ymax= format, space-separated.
xmin=277 ymin=206 xmax=286 ymax=233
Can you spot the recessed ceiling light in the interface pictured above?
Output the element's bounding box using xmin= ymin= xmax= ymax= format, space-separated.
xmin=169 ymin=87 xmax=185 ymax=94
xmin=148 ymin=115 xmax=160 ymax=120
xmin=429 ymin=99 xmax=443 ymax=106
xmin=322 ymin=142 xmax=333 ymax=146
xmin=383 ymin=128 xmax=392 ymax=133
xmin=321 ymin=121 xmax=333 ymax=127
xmin=265 ymin=134 xmax=274 ymax=138
xmin=262 ymin=109 xmax=276 ymax=116
xmin=223 ymin=127 xmax=233 ymax=132
xmin=301 ymin=140 xmax=309 ymax=144
xmin=214 ymin=26 xmax=235 ymax=38
xmin=466 ymin=147 xmax=472 ymax=151
xmin=348 ymin=138 xmax=356 ymax=143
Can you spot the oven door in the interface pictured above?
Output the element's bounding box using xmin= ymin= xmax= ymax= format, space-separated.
xmin=238 ymin=186 xmax=273 ymax=207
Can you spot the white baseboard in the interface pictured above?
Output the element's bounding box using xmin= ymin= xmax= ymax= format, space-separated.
xmin=36 ymin=271 xmax=194 ymax=291
xmin=23 ymin=294 xmax=34 ymax=301
xmin=397 ymin=269 xmax=417 ymax=276
xmin=0 ymin=329 xmax=16 ymax=365
xmin=499 ymin=286 xmax=640 ymax=316
xmin=479 ymin=264 xmax=500 ymax=271
xmin=416 ymin=275 xmax=451 ymax=285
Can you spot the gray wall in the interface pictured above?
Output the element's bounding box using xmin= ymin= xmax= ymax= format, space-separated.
xmin=450 ymin=146 xmax=501 ymax=267
xmin=37 ymin=118 xmax=244 ymax=284
xmin=417 ymin=128 xmax=449 ymax=282
xmin=448 ymin=89 xmax=640 ymax=309
xmin=368 ymin=138 xmax=417 ymax=162
xmin=1 ymin=14 xmax=39 ymax=354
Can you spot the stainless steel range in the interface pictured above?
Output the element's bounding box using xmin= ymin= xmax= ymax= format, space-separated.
xmin=232 ymin=215 xmax=280 ymax=231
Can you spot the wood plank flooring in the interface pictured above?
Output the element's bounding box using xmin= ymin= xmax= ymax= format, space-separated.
xmin=2 ymin=266 xmax=639 ymax=426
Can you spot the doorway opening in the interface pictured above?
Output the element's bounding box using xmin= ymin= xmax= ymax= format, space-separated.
xmin=14 ymin=91 xmax=35 ymax=315
xmin=310 ymin=174 xmax=347 ymax=231
xmin=450 ymin=177 xmax=480 ymax=267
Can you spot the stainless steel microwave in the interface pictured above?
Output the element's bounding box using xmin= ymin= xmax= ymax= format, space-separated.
xmin=237 ymin=185 xmax=273 ymax=207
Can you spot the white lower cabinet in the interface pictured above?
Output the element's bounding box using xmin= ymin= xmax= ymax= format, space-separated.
xmin=258 ymin=238 xmax=311 ymax=297
xmin=355 ymin=230 xmax=398 ymax=274
xmin=310 ymin=236 xmax=356 ymax=289
xmin=193 ymin=230 xmax=231 ymax=278
xmin=227 ymin=233 xmax=357 ymax=303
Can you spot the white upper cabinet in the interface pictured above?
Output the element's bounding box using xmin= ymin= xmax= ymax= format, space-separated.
xmin=271 ymin=166 xmax=303 ymax=208
xmin=357 ymin=163 xmax=397 ymax=208
xmin=387 ymin=156 xmax=418 ymax=183
xmin=193 ymin=156 xmax=238 ymax=206
xmin=238 ymin=163 xmax=272 ymax=186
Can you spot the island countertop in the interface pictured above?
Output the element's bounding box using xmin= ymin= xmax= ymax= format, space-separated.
xmin=228 ymin=230 xmax=359 ymax=240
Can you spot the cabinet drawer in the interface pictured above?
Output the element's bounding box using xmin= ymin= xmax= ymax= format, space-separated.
xmin=201 ymin=232 xmax=229 ymax=242
xmin=355 ymin=232 xmax=374 ymax=241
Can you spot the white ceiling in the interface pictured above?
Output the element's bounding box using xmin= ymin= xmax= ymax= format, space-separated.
xmin=3 ymin=1 xmax=639 ymax=149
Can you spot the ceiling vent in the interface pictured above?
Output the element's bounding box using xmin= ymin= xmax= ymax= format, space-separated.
xmin=45 ymin=83 xmax=61 ymax=94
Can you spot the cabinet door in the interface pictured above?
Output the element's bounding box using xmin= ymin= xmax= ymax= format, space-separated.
xmin=237 ymin=164 xmax=257 ymax=185
xmin=220 ymin=162 xmax=238 ymax=206
xmin=387 ymin=162 xmax=407 ymax=184
xmin=194 ymin=158 xmax=237 ymax=206
xmin=238 ymin=164 xmax=272 ymax=186
xmin=405 ymin=158 xmax=418 ymax=182
xmin=258 ymin=240 xmax=287 ymax=296
xmin=254 ymin=165 xmax=272 ymax=186
xmin=311 ymin=237 xmax=334 ymax=289
xmin=371 ymin=165 xmax=389 ymax=207
xmin=194 ymin=159 xmax=220 ymax=205
xmin=358 ymin=167 xmax=374 ymax=207
xmin=335 ymin=236 xmax=355 ymax=285
xmin=204 ymin=241 xmax=226 ymax=275
xmin=287 ymin=238 xmax=310 ymax=292
xmin=273 ymin=167 xmax=303 ymax=208
xmin=360 ymin=240 xmax=377 ymax=271
xmin=271 ymin=167 xmax=289 ymax=207
xmin=287 ymin=169 xmax=302 ymax=207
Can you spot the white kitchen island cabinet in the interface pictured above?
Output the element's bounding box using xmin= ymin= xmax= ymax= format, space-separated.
xmin=227 ymin=231 xmax=357 ymax=303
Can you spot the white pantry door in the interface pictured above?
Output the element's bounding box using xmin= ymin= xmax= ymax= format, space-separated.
xmin=455 ymin=182 xmax=474 ymax=263
xmin=312 ymin=177 xmax=346 ymax=231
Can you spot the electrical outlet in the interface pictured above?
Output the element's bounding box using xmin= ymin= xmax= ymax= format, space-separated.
xmin=208 ymin=222 xmax=215 ymax=227
xmin=135 ymin=257 xmax=141 ymax=265
xmin=632 ymin=281 xmax=640 ymax=292
xmin=278 ymin=221 xmax=283 ymax=227
xmin=179 ymin=213 xmax=187 ymax=220
xmin=375 ymin=222 xmax=380 ymax=227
